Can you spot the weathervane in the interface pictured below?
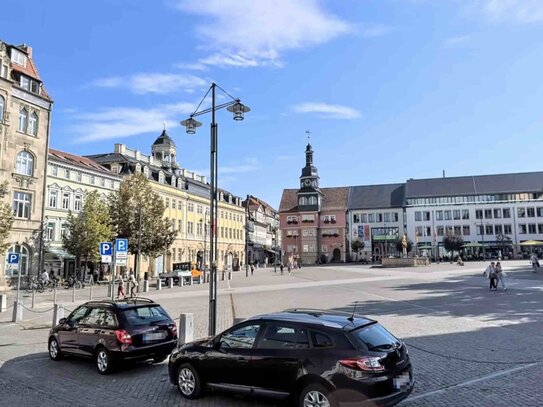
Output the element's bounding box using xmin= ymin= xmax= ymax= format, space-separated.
xmin=163 ymin=121 xmax=167 ymax=131
xmin=306 ymin=129 xmax=311 ymax=143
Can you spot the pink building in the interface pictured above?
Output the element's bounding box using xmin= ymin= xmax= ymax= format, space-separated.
xmin=279 ymin=143 xmax=349 ymax=265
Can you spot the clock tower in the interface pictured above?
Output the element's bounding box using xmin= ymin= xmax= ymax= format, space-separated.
xmin=297 ymin=140 xmax=322 ymax=211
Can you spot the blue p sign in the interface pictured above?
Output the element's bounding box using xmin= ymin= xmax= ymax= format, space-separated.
xmin=7 ymin=253 xmax=20 ymax=264
xmin=116 ymin=238 xmax=128 ymax=252
xmin=100 ymin=242 xmax=113 ymax=256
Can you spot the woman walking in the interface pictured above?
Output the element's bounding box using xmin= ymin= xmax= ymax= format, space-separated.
xmin=495 ymin=262 xmax=507 ymax=291
xmin=116 ymin=273 xmax=125 ymax=299
xmin=484 ymin=262 xmax=498 ymax=291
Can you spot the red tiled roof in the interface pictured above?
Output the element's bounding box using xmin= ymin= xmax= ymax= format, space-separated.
xmin=8 ymin=45 xmax=52 ymax=101
xmin=49 ymin=148 xmax=117 ymax=176
xmin=247 ymin=195 xmax=276 ymax=212
xmin=279 ymin=187 xmax=349 ymax=213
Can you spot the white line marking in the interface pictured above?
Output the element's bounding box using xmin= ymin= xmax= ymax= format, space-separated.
xmin=407 ymin=363 xmax=540 ymax=402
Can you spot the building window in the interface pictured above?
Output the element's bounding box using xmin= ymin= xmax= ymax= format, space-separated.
xmin=503 ymin=208 xmax=511 ymax=218
xmin=368 ymin=213 xmax=375 ymax=223
xmin=28 ymin=112 xmax=38 ymax=136
xmin=537 ymin=207 xmax=543 ymax=217
xmin=74 ymin=194 xmax=83 ymax=211
xmin=172 ymin=199 xmax=176 ymax=209
xmin=5 ymin=244 xmax=29 ymax=277
xmin=13 ymin=191 xmax=31 ymax=218
xmin=538 ymin=224 xmax=543 ymax=234
xmin=504 ymin=224 xmax=512 ymax=235
xmin=518 ymin=208 xmax=526 ymax=218
xmin=46 ymin=222 xmax=56 ymax=241
xmin=65 ymin=169 xmax=70 ymax=179
xmin=196 ymin=222 xmax=203 ymax=236
xmin=454 ymin=226 xmax=461 ymax=235
xmin=528 ymin=224 xmax=537 ymax=234
xmin=18 ymin=108 xmax=28 ymax=132
xmin=462 ymin=225 xmax=470 ymax=235
xmin=493 ymin=209 xmax=501 ymax=219
xmin=494 ymin=225 xmax=503 ymax=235
xmin=484 ymin=209 xmax=492 ymax=219
xmin=462 ymin=209 xmax=470 ymax=220
xmin=51 ymin=165 xmax=58 ymax=177
xmin=527 ymin=208 xmax=535 ymax=218
xmin=476 ymin=225 xmax=484 ymax=235
xmin=61 ymin=223 xmax=70 ymax=238
xmin=383 ymin=213 xmax=390 ymax=223
xmin=437 ymin=226 xmax=444 ymax=236
xmin=424 ymin=226 xmax=431 ymax=236
xmin=435 ymin=211 xmax=443 ymax=221
xmin=11 ymin=49 xmax=26 ymax=66
xmin=15 ymin=151 xmax=34 ymax=176
xmin=178 ymin=201 xmax=183 ymax=210
xmin=415 ymin=226 xmax=423 ymax=237
xmin=308 ymin=196 xmax=317 ymax=205
xmin=423 ymin=211 xmax=430 ymax=221
xmin=100 ymin=177 xmax=105 ymax=187
xmin=353 ymin=214 xmax=360 ymax=223
xmin=453 ymin=210 xmax=461 ymax=220
xmin=187 ymin=221 xmax=194 ymax=235
xmin=475 ymin=210 xmax=483 ymax=220
xmin=0 ymin=95 xmax=4 ymax=122
xmin=361 ymin=214 xmax=367 ymax=223
xmin=376 ymin=213 xmax=383 ymax=223
xmin=165 ymin=197 xmax=170 ymax=208
xmin=77 ymin=172 xmax=82 ymax=182
xmin=444 ymin=211 xmax=452 ymax=221
xmin=197 ymin=205 xmax=203 ymax=214
xmin=0 ymin=63 xmax=7 ymax=78
xmin=90 ymin=175 xmax=95 ymax=185
xmin=48 ymin=190 xmax=58 ymax=208
xmin=392 ymin=213 xmax=399 ymax=222
xmin=321 ymin=245 xmax=328 ymax=253
xmin=178 ymin=219 xmax=183 ymax=232
xmin=62 ymin=192 xmax=70 ymax=210
xmin=445 ymin=226 xmax=453 ymax=235
xmin=188 ymin=203 xmax=194 ymax=212
xmin=519 ymin=224 xmax=527 ymax=234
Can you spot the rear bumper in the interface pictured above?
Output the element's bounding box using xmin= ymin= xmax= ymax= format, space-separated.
xmin=112 ymin=340 xmax=176 ymax=361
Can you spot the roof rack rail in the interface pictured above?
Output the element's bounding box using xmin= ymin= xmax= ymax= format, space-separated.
xmin=284 ymin=308 xmax=364 ymax=317
xmin=116 ymin=297 xmax=155 ymax=304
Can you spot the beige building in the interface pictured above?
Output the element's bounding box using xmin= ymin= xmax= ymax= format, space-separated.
xmin=87 ymin=130 xmax=246 ymax=276
xmin=0 ymin=41 xmax=53 ymax=288
xmin=44 ymin=149 xmax=122 ymax=277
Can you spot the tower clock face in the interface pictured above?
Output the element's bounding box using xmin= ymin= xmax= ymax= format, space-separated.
xmin=304 ymin=179 xmax=311 ymax=186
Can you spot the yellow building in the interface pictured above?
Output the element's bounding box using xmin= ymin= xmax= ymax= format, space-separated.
xmin=44 ymin=149 xmax=122 ymax=277
xmin=87 ymin=130 xmax=246 ymax=276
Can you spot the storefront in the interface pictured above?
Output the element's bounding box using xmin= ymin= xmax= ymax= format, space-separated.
xmin=371 ymin=227 xmax=399 ymax=261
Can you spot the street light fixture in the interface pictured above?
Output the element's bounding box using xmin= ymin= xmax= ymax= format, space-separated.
xmin=180 ymin=83 xmax=250 ymax=336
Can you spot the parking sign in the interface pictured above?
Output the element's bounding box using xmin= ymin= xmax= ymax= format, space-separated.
xmin=100 ymin=242 xmax=113 ymax=256
xmin=7 ymin=253 xmax=20 ymax=264
xmin=115 ymin=238 xmax=128 ymax=253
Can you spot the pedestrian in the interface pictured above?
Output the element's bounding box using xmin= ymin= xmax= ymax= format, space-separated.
xmin=530 ymin=253 xmax=539 ymax=273
xmin=484 ymin=261 xmax=498 ymax=291
xmin=250 ymin=264 xmax=254 ymax=275
xmin=116 ymin=274 xmax=125 ymax=299
xmin=495 ymin=261 xmax=507 ymax=291
xmin=128 ymin=272 xmax=137 ymax=297
xmin=41 ymin=269 xmax=50 ymax=285
xmin=280 ymin=263 xmax=284 ymax=275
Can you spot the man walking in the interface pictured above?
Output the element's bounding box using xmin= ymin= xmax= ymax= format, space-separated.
xmin=530 ymin=253 xmax=539 ymax=273
xmin=484 ymin=262 xmax=498 ymax=291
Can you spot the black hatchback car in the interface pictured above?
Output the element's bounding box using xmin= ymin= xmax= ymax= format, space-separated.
xmin=168 ymin=309 xmax=414 ymax=407
xmin=48 ymin=298 xmax=177 ymax=374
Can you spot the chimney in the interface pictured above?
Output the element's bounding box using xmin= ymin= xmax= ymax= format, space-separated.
xmin=19 ymin=44 xmax=32 ymax=58
xmin=442 ymin=170 xmax=446 ymax=178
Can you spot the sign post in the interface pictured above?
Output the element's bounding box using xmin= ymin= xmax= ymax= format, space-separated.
xmin=8 ymin=253 xmax=22 ymax=322
xmin=113 ymin=239 xmax=128 ymax=300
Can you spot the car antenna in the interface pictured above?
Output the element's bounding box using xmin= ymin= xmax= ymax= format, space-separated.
xmin=348 ymin=301 xmax=358 ymax=322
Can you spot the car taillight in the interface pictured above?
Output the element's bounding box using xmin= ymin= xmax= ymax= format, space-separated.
xmin=339 ymin=356 xmax=385 ymax=372
xmin=115 ymin=329 xmax=132 ymax=345
xmin=169 ymin=323 xmax=177 ymax=339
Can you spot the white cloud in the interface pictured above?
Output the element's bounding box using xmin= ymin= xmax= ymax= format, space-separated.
xmin=361 ymin=23 xmax=395 ymax=38
xmin=475 ymin=0 xmax=543 ymax=23
xmin=91 ymin=73 xmax=207 ymax=94
xmin=292 ymin=102 xmax=362 ymax=119
xmin=195 ymin=158 xmax=259 ymax=178
xmin=443 ymin=35 xmax=471 ymax=47
xmin=174 ymin=62 xmax=208 ymax=71
xmin=70 ymin=102 xmax=195 ymax=143
xmin=173 ymin=0 xmax=353 ymax=67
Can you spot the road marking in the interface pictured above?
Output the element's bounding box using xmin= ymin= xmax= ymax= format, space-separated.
xmin=407 ymin=362 xmax=540 ymax=402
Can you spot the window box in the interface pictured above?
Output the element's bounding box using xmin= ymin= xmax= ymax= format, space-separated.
xmin=323 ymin=220 xmax=330 ymax=224
xmin=302 ymin=219 xmax=313 ymax=223
xmin=322 ymin=233 xmax=329 ymax=237
xmin=331 ymin=219 xmax=336 ymax=224
xmin=332 ymin=233 xmax=339 ymax=237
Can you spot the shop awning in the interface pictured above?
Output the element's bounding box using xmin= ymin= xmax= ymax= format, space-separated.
xmin=462 ymin=243 xmax=484 ymax=248
xmin=417 ymin=245 xmax=433 ymax=250
xmin=45 ymin=247 xmax=75 ymax=259
xmin=520 ymin=240 xmax=543 ymax=246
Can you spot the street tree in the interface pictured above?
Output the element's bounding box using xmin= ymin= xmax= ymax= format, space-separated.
xmin=109 ymin=173 xmax=176 ymax=277
xmin=443 ymin=234 xmax=464 ymax=258
xmin=351 ymin=239 xmax=365 ymax=260
xmin=63 ymin=191 xmax=113 ymax=274
xmin=0 ymin=182 xmax=14 ymax=255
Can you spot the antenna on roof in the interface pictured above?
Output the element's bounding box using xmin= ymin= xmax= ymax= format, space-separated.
xmin=348 ymin=301 xmax=358 ymax=322
xmin=443 ymin=170 xmax=446 ymax=178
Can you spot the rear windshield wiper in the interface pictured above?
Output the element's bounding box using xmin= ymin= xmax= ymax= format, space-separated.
xmin=368 ymin=342 xmax=400 ymax=351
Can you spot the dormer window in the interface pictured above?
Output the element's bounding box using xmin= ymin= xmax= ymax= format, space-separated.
xmin=19 ymin=75 xmax=40 ymax=95
xmin=11 ymin=49 xmax=26 ymax=66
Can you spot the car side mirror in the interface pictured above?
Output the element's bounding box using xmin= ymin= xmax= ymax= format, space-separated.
xmin=59 ymin=318 xmax=67 ymax=325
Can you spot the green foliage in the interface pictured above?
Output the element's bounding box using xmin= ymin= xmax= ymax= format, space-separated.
xmin=443 ymin=234 xmax=464 ymax=253
xmin=0 ymin=181 xmax=14 ymax=255
xmin=351 ymin=239 xmax=365 ymax=254
xmin=109 ymin=173 xmax=176 ymax=258
xmin=63 ymin=191 xmax=113 ymax=262
xmin=395 ymin=236 xmax=413 ymax=253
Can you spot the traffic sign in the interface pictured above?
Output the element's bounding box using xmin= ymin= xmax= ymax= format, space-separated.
xmin=100 ymin=242 xmax=113 ymax=256
xmin=115 ymin=258 xmax=127 ymax=266
xmin=101 ymin=255 xmax=112 ymax=264
xmin=115 ymin=238 xmax=128 ymax=253
xmin=7 ymin=253 xmax=20 ymax=264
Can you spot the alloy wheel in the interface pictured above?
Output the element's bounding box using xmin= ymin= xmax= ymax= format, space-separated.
xmin=304 ymin=390 xmax=331 ymax=407
xmin=49 ymin=339 xmax=59 ymax=359
xmin=97 ymin=350 xmax=109 ymax=372
xmin=178 ymin=367 xmax=196 ymax=396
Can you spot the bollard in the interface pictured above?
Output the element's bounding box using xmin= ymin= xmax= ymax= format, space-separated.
xmin=52 ymin=304 xmax=64 ymax=326
xmin=11 ymin=300 xmax=23 ymax=322
xmin=178 ymin=313 xmax=194 ymax=346
xmin=0 ymin=294 xmax=7 ymax=313
xmin=107 ymin=283 xmax=113 ymax=298
xmin=168 ymin=278 xmax=174 ymax=289
xmin=89 ymin=284 xmax=93 ymax=300
xmin=53 ymin=286 xmax=57 ymax=305
xmin=156 ymin=278 xmax=162 ymax=290
xmin=31 ymin=289 xmax=36 ymax=308
xmin=180 ymin=276 xmax=185 ymax=287
xmin=228 ymin=271 xmax=232 ymax=281
xmin=72 ymin=285 xmax=76 ymax=302
xmin=221 ymin=271 xmax=225 ymax=281
xmin=143 ymin=280 xmax=149 ymax=292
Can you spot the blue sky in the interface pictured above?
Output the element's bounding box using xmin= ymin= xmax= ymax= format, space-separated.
xmin=3 ymin=0 xmax=543 ymax=208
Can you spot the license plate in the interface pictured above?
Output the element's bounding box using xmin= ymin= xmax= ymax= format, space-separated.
xmin=393 ymin=372 xmax=411 ymax=390
xmin=144 ymin=332 xmax=167 ymax=341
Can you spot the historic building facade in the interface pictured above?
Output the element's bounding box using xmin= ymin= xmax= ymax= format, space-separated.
xmin=0 ymin=41 xmax=53 ymax=287
xmin=279 ymin=142 xmax=349 ymax=265
xmin=88 ymin=130 xmax=246 ymax=276
xmin=44 ymin=149 xmax=121 ymax=277
xmin=244 ymin=195 xmax=280 ymax=266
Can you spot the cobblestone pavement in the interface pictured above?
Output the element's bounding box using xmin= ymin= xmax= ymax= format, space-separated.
xmin=1 ymin=260 xmax=543 ymax=406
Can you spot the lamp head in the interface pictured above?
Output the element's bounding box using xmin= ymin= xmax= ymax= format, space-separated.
xmin=227 ymin=101 xmax=251 ymax=121
xmin=180 ymin=116 xmax=202 ymax=134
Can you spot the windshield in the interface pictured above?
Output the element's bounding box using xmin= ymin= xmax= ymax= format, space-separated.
xmin=121 ymin=305 xmax=171 ymax=326
xmin=349 ymin=323 xmax=399 ymax=350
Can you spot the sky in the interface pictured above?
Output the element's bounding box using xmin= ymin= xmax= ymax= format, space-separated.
xmin=2 ymin=0 xmax=543 ymax=208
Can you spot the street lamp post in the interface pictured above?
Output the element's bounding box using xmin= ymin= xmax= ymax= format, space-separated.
xmin=181 ymin=83 xmax=250 ymax=336
xmin=245 ymin=194 xmax=249 ymax=278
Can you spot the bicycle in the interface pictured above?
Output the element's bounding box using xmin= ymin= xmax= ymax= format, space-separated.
xmin=25 ymin=277 xmax=45 ymax=293
xmin=63 ymin=276 xmax=83 ymax=290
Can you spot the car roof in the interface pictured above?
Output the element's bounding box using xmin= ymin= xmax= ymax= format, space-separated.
xmin=83 ymin=298 xmax=158 ymax=309
xmin=246 ymin=309 xmax=376 ymax=331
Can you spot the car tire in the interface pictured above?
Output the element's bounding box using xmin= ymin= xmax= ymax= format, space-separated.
xmin=299 ymin=383 xmax=338 ymax=407
xmin=48 ymin=337 xmax=62 ymax=361
xmin=95 ymin=347 xmax=115 ymax=375
xmin=153 ymin=354 xmax=168 ymax=364
xmin=177 ymin=363 xmax=203 ymax=399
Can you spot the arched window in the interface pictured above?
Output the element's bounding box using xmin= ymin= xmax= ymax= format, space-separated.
xmin=18 ymin=108 xmax=28 ymax=132
xmin=299 ymin=197 xmax=307 ymax=206
xmin=28 ymin=112 xmax=38 ymax=135
xmin=15 ymin=151 xmax=34 ymax=176
xmin=309 ymin=196 xmax=317 ymax=205
xmin=0 ymin=95 xmax=5 ymax=122
xmin=6 ymin=244 xmax=30 ymax=276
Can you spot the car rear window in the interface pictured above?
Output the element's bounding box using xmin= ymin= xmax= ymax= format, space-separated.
xmin=349 ymin=323 xmax=399 ymax=350
xmin=121 ymin=305 xmax=170 ymax=326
